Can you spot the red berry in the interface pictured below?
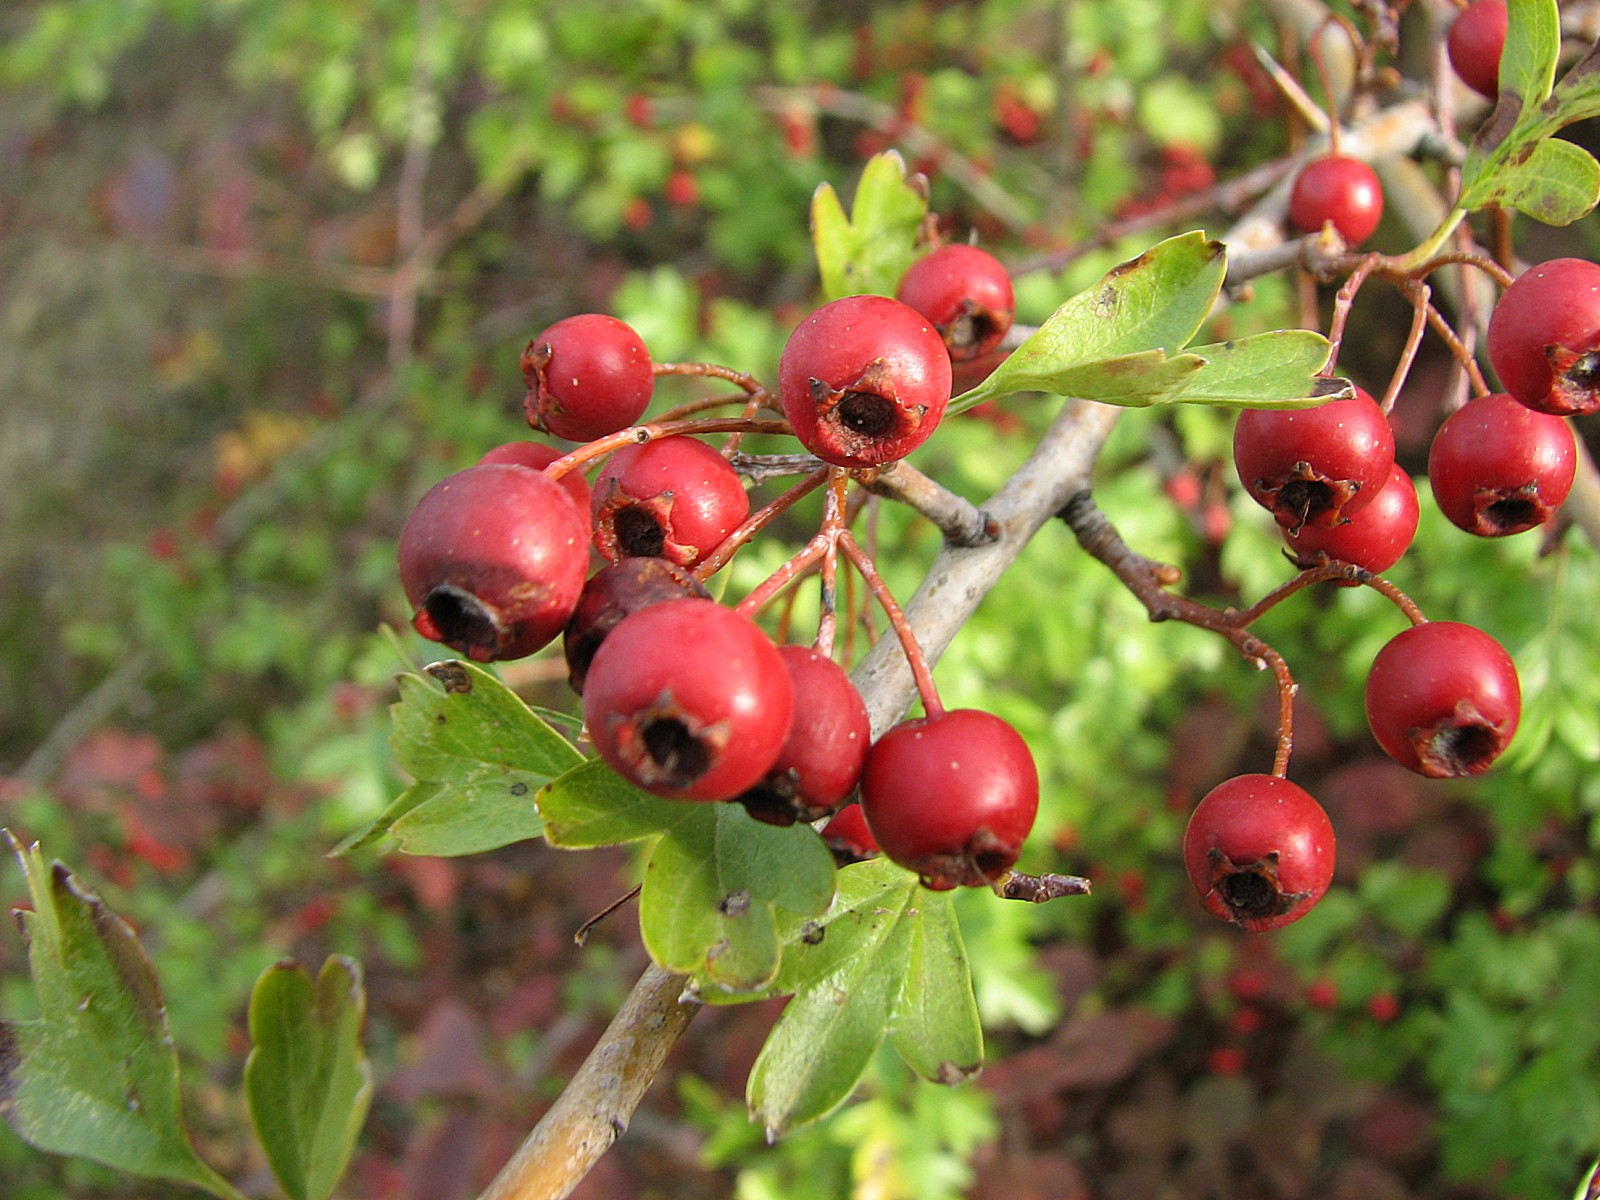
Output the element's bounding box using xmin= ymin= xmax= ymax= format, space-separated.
xmin=522 ymin=314 xmax=654 ymax=442
xmin=1366 ymin=992 xmax=1401 ymax=1023
xmin=1487 ymin=258 xmax=1600 ymax=416
xmin=562 ymin=558 xmax=711 ymax=694
xmin=735 ymin=646 xmax=871 ymax=826
xmin=1183 ymin=774 xmax=1336 ymax=932
xmin=582 ymin=599 xmax=793 ymax=801
xmin=1427 ymin=392 xmax=1576 ymax=536
xmin=895 ymin=243 xmax=1016 ymax=361
xmin=664 ymin=169 xmax=699 ymax=209
xmin=820 ymin=803 xmax=879 ymax=862
xmin=1284 ymin=462 xmax=1418 ymax=573
xmin=1289 ymin=155 xmax=1384 ymax=246
xmin=1304 ymin=978 xmax=1340 ymax=1010
xmin=1234 ymin=387 xmax=1396 ymax=531
xmin=477 ymin=440 xmax=592 ymax=513
xmin=398 ymin=464 xmax=590 ymax=662
xmin=1364 ymin=621 xmax=1520 ymax=778
xmin=860 ymin=709 xmax=1038 ymax=890
xmin=779 ymin=295 xmax=953 ymax=468
xmin=1448 ymin=0 xmax=1507 ymax=100
xmin=1207 ymin=1045 xmax=1248 ymax=1076
xmin=590 ymin=436 xmax=749 ymax=567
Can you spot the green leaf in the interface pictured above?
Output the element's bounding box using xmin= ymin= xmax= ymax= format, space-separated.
xmin=950 ymin=232 xmax=1227 ymax=410
xmin=641 ymin=804 xmax=837 ymax=994
xmin=746 ymin=859 xmax=985 ymax=1137
xmin=887 ymin=889 xmax=983 ymax=1086
xmin=538 ymin=756 xmax=692 ymax=848
xmin=811 ymin=151 xmax=928 ymax=301
xmin=0 ymin=834 xmax=244 ymax=1200
xmin=1168 ymin=332 xmax=1350 ymax=408
xmin=335 ymin=660 xmax=582 ymax=856
xmin=1459 ymin=137 xmax=1600 ymax=226
xmin=1498 ymin=0 xmax=1560 ymax=115
xmin=245 ymin=958 xmax=372 ymax=1200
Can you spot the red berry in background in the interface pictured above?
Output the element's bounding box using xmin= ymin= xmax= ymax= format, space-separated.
xmin=779 ymin=294 xmax=953 ymax=468
xmin=860 ymin=708 xmax=1039 ymax=891
xmin=398 ymin=464 xmax=590 ymax=662
xmin=590 ymin=436 xmax=749 ymax=567
xmin=664 ymin=168 xmax=700 ymax=209
xmin=521 ymin=314 xmax=654 ymax=442
xmin=477 ymin=440 xmax=592 ymax=513
xmin=1304 ymin=977 xmax=1340 ymax=1010
xmin=735 ymin=646 xmax=871 ymax=826
xmin=895 ymin=243 xmax=1016 ymax=361
xmin=1234 ymin=386 xmax=1396 ymax=531
xmin=1289 ymin=155 xmax=1384 ymax=246
xmin=1365 ymin=621 xmax=1520 ymax=778
xmin=1448 ymin=0 xmax=1507 ymax=100
xmin=821 ymin=803 xmax=879 ymax=863
xmin=562 ymin=558 xmax=711 ymax=694
xmin=1427 ymin=392 xmax=1576 ymax=536
xmin=1284 ymin=462 xmax=1419 ymax=573
xmin=1487 ymin=258 xmax=1600 ymax=416
xmin=582 ymin=598 xmax=793 ymax=801
xmin=1183 ymin=774 xmax=1336 ymax=932
xmin=1366 ymin=992 xmax=1401 ymax=1023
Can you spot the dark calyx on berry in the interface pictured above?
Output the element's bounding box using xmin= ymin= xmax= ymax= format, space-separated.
xmin=812 ymin=360 xmax=924 ymax=456
xmin=1205 ymin=849 xmax=1310 ymax=925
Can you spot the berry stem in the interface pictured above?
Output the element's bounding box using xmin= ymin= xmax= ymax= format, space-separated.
xmin=541 ymin=416 xmax=791 ymax=481
xmin=815 ymin=471 xmax=851 ymax=658
xmin=1229 ymin=561 xmax=1429 ymax=627
xmin=651 ymin=360 xmax=768 ymax=398
xmin=692 ymin=467 xmax=831 ymax=582
xmin=1380 ymin=280 xmax=1432 ymax=414
xmin=838 ymin=532 xmax=944 ymax=720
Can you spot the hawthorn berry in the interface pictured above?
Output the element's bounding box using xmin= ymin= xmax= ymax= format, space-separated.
xmin=820 ymin=804 xmax=880 ymax=863
xmin=734 ymin=646 xmax=871 ymax=826
xmin=1486 ymin=258 xmax=1600 ymax=416
xmin=398 ymin=463 xmax=590 ymax=662
xmin=1364 ymin=621 xmax=1520 ymax=778
xmin=779 ymin=294 xmax=953 ymax=468
xmin=1233 ymin=386 xmax=1396 ymax=531
xmin=1448 ymin=0 xmax=1507 ymax=100
xmin=1183 ymin=774 xmax=1336 ymax=932
xmin=1427 ymin=392 xmax=1576 ymax=536
xmin=590 ymin=436 xmax=749 ymax=567
xmin=1289 ymin=155 xmax=1384 ymax=246
xmin=1284 ymin=461 xmax=1418 ymax=573
xmin=895 ymin=243 xmax=1016 ymax=361
xmin=477 ymin=440 xmax=592 ymax=513
xmin=562 ymin=558 xmax=711 ymax=694
xmin=521 ymin=313 xmax=654 ymax=442
xmin=860 ymin=708 xmax=1038 ymax=890
xmin=582 ymin=598 xmax=793 ymax=801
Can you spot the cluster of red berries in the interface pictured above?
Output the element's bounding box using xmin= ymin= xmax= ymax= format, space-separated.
xmin=397 ymin=242 xmax=1032 ymax=891
xmin=1189 ymin=252 xmax=1598 ymax=931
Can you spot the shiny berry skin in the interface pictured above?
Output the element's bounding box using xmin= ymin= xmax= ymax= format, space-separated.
xmin=1234 ymin=387 xmax=1396 ymax=531
xmin=1365 ymin=621 xmax=1520 ymax=778
xmin=735 ymin=646 xmax=871 ymax=825
xmin=1284 ymin=462 xmax=1418 ymax=573
xmin=1448 ymin=0 xmax=1507 ymax=100
xmin=562 ymin=558 xmax=711 ymax=694
xmin=1487 ymin=258 xmax=1600 ymax=416
xmin=860 ymin=708 xmax=1038 ymax=890
xmin=895 ymin=243 xmax=1016 ymax=361
xmin=820 ymin=804 xmax=880 ymax=863
xmin=477 ymin=440 xmax=592 ymax=513
xmin=1289 ymin=155 xmax=1384 ymax=246
xmin=1427 ymin=392 xmax=1576 ymax=536
xmin=398 ymin=463 xmax=590 ymax=662
xmin=779 ymin=294 xmax=953 ymax=468
xmin=590 ymin=436 xmax=749 ymax=567
xmin=521 ymin=313 xmax=654 ymax=442
xmin=1183 ymin=774 xmax=1336 ymax=933
xmin=582 ymin=598 xmax=794 ymax=801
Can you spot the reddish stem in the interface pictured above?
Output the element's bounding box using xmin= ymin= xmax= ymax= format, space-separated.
xmin=693 ymin=467 xmax=831 ymax=582
xmin=542 ymin=417 xmax=791 ymax=481
xmin=838 ymin=533 xmax=944 ymax=720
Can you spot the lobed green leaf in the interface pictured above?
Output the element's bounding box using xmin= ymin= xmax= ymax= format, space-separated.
xmin=245 ymin=957 xmax=372 ymax=1200
xmin=335 ymin=660 xmax=582 ymax=856
xmin=0 ymin=833 xmax=244 ymax=1200
xmin=810 ymin=151 xmax=928 ymax=302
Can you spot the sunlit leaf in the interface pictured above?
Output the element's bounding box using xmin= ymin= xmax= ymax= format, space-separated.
xmin=811 ymin=151 xmax=928 ymax=301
